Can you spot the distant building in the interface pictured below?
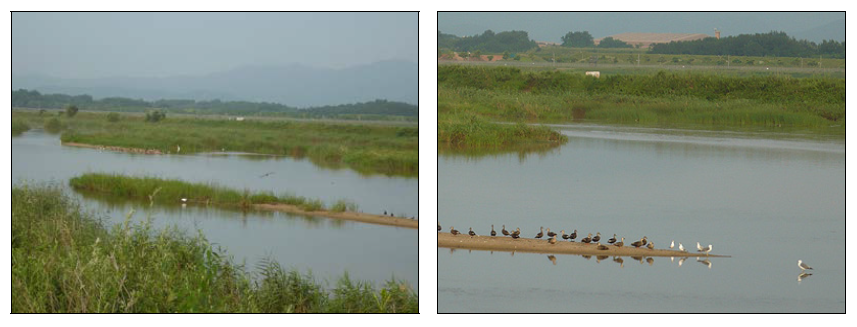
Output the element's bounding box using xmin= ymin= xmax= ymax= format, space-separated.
xmin=595 ymin=33 xmax=711 ymax=49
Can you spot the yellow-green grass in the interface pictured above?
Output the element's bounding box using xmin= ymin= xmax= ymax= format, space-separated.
xmin=12 ymin=183 xmax=417 ymax=313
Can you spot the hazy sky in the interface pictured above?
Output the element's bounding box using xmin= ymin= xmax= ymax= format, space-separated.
xmin=439 ymin=12 xmax=844 ymax=43
xmin=12 ymin=12 xmax=417 ymax=79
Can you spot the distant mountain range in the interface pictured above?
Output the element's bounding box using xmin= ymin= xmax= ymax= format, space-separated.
xmin=12 ymin=60 xmax=417 ymax=108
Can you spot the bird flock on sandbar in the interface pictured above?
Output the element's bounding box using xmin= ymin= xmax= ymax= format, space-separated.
xmin=438 ymin=223 xmax=715 ymax=255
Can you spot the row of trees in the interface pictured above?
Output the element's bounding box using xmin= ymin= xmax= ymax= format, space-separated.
xmin=437 ymin=30 xmax=538 ymax=53
xmin=562 ymin=31 xmax=634 ymax=49
xmin=649 ymin=31 xmax=845 ymax=58
xmin=12 ymin=89 xmax=419 ymax=117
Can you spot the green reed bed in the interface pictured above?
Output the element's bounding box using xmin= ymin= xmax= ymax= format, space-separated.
xmin=69 ymin=173 xmax=358 ymax=213
xmin=438 ymin=65 xmax=845 ymax=133
xmin=13 ymin=110 xmax=417 ymax=177
xmin=438 ymin=112 xmax=567 ymax=147
xmin=12 ymin=119 xmax=30 ymax=135
xmin=11 ymin=184 xmax=417 ymax=313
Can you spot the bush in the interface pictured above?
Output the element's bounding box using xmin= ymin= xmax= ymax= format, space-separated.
xmin=145 ymin=110 xmax=166 ymax=122
xmin=106 ymin=112 xmax=120 ymax=122
xmin=65 ymin=105 xmax=79 ymax=117
xmin=44 ymin=117 xmax=63 ymax=133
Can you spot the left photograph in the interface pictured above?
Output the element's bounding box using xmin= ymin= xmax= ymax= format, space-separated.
xmin=11 ymin=12 xmax=418 ymax=313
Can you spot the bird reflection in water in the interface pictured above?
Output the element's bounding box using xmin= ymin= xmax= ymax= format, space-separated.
xmin=547 ymin=255 xmax=557 ymax=265
xmin=678 ymin=257 xmax=687 ymax=267
xmin=582 ymin=255 xmax=592 ymax=260
xmin=596 ymin=255 xmax=609 ymax=263
xmin=646 ymin=257 xmax=654 ymax=266
xmin=613 ymin=256 xmax=624 ymax=268
xmin=697 ymin=258 xmax=712 ymax=269
xmin=797 ymin=272 xmax=813 ymax=284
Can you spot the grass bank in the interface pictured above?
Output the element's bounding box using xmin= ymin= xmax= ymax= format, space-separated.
xmin=13 ymin=110 xmax=418 ymax=177
xmin=438 ymin=65 xmax=844 ymax=134
xmin=12 ymin=119 xmax=30 ymax=135
xmin=438 ymin=112 xmax=567 ymax=147
xmin=12 ymin=184 xmax=417 ymax=313
xmin=69 ymin=173 xmax=355 ymax=213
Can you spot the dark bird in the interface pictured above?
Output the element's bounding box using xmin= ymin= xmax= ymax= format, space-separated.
xmin=502 ymin=225 xmax=510 ymax=236
xmin=511 ymin=228 xmax=521 ymax=239
xmin=468 ymin=227 xmax=476 ymax=237
xmin=547 ymin=228 xmax=557 ymax=238
xmin=597 ymin=243 xmax=609 ymax=251
xmin=438 ymin=223 xmax=441 ymax=231
xmin=581 ymin=233 xmax=593 ymax=244
xmin=259 ymin=172 xmax=275 ymax=178
xmin=569 ymin=229 xmax=577 ymax=242
xmin=614 ymin=237 xmax=624 ymax=247
xmin=641 ymin=236 xmax=648 ymax=246
xmin=535 ymin=227 xmax=544 ymax=239
xmin=608 ymin=234 xmax=617 ymax=244
xmin=561 ymin=230 xmax=569 ymax=240
xmin=384 ymin=210 xmax=387 ymax=216
xmin=592 ymin=232 xmax=601 ymax=243
xmin=390 ymin=212 xmax=395 ymax=217
xmin=491 ymin=225 xmax=497 ymax=236
xmin=450 ymin=226 xmax=459 ymax=236
xmin=631 ymin=239 xmax=643 ymax=248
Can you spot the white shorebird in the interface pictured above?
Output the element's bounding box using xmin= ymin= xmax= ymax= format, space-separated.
xmin=697 ymin=242 xmax=703 ymax=251
xmin=798 ymin=260 xmax=813 ymax=271
xmin=679 ymin=243 xmax=686 ymax=252
xmin=698 ymin=244 xmax=713 ymax=256
xmin=181 ymin=198 xmax=187 ymax=203
xmin=670 ymin=240 xmax=675 ymax=249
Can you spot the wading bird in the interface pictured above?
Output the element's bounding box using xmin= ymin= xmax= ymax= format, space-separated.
xmin=548 ymin=235 xmax=557 ymax=244
xmin=450 ymin=226 xmax=459 ymax=236
xmin=614 ymin=237 xmax=624 ymax=247
xmin=502 ymin=225 xmax=510 ymax=236
xmin=547 ymin=228 xmax=556 ymax=238
xmin=670 ymin=240 xmax=675 ymax=249
xmin=592 ymin=232 xmax=601 ymax=243
xmin=569 ymin=230 xmax=577 ymax=242
xmin=511 ymin=228 xmax=521 ymax=239
xmin=561 ymin=230 xmax=569 ymax=240
xmin=631 ymin=239 xmax=643 ymax=248
xmin=798 ymin=260 xmax=813 ymax=271
xmin=647 ymin=242 xmax=655 ymax=250
xmin=581 ymin=233 xmax=592 ymax=244
xmin=491 ymin=225 xmax=497 ymax=236
xmin=641 ymin=236 xmax=648 ymax=246
xmin=535 ymin=227 xmax=544 ymax=239
xmin=608 ymin=234 xmax=617 ymax=244
xmin=679 ymin=243 xmax=686 ymax=252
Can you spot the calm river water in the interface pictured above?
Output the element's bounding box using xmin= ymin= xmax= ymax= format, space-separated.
xmin=12 ymin=130 xmax=418 ymax=290
xmin=438 ymin=124 xmax=843 ymax=313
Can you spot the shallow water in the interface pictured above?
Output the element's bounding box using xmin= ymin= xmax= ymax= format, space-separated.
xmin=12 ymin=130 xmax=418 ymax=289
xmin=438 ymin=124 xmax=843 ymax=312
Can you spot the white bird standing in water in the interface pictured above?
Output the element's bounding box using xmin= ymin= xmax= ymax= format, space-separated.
xmin=798 ymin=260 xmax=813 ymax=271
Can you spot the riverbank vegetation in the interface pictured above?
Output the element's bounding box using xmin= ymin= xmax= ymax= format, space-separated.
xmin=12 ymin=184 xmax=417 ymax=313
xmin=12 ymin=119 xmax=29 ymax=135
xmin=438 ymin=112 xmax=567 ymax=147
xmin=438 ymin=65 xmax=844 ymax=133
xmin=13 ymin=110 xmax=418 ymax=177
xmin=69 ymin=173 xmax=357 ymax=214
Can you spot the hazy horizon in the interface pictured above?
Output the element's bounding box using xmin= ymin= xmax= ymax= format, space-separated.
xmin=438 ymin=12 xmax=844 ymax=43
xmin=12 ymin=12 xmax=418 ymax=79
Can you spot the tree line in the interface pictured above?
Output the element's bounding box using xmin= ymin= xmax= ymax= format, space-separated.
xmin=12 ymin=89 xmax=418 ymax=117
xmin=437 ymin=30 xmax=538 ymax=54
xmin=648 ymin=31 xmax=844 ymax=59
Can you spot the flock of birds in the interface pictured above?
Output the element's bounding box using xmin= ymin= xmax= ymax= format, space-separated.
xmin=439 ymin=223 xmax=715 ymax=255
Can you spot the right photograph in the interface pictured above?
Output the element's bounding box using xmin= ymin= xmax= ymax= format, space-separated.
xmin=437 ymin=12 xmax=844 ymax=313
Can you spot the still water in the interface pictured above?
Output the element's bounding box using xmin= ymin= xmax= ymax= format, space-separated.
xmin=12 ymin=130 xmax=418 ymax=289
xmin=438 ymin=124 xmax=843 ymax=312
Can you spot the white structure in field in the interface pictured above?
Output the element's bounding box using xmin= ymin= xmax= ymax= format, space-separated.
xmin=585 ymin=71 xmax=601 ymax=78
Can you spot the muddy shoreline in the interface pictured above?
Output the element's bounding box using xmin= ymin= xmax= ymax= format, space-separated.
xmin=438 ymin=232 xmax=727 ymax=257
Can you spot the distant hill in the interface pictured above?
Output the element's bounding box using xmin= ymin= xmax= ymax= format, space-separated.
xmin=12 ymin=60 xmax=417 ymax=108
xmin=793 ymin=18 xmax=845 ymax=42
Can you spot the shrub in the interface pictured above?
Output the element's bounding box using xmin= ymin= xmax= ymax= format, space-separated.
xmin=65 ymin=105 xmax=79 ymax=117
xmin=145 ymin=110 xmax=166 ymax=122
xmin=44 ymin=117 xmax=63 ymax=133
xmin=106 ymin=112 xmax=120 ymax=122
